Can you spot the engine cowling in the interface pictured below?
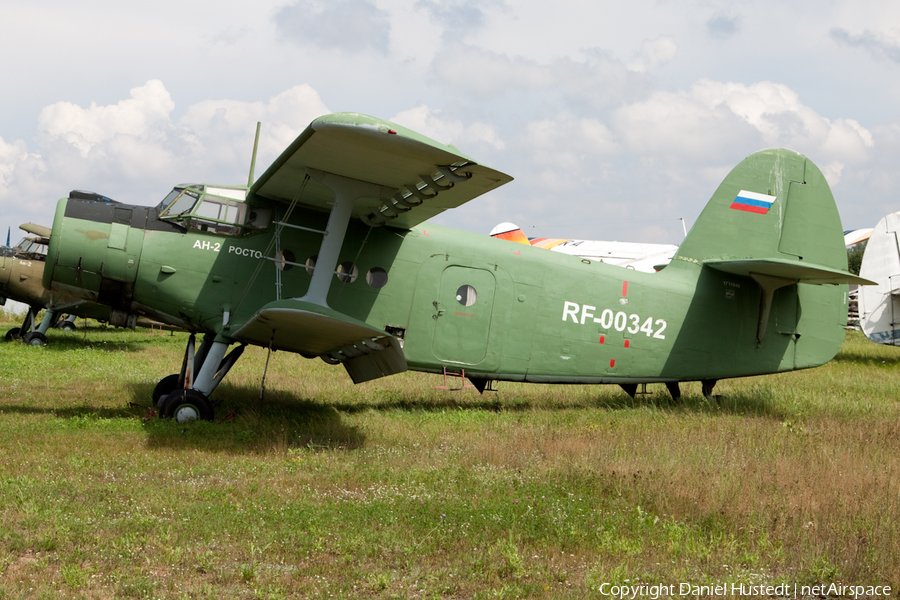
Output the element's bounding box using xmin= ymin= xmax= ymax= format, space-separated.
xmin=43 ymin=192 xmax=146 ymax=311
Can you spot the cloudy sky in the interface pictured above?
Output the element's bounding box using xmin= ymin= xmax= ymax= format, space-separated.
xmin=2 ymin=0 xmax=899 ymax=246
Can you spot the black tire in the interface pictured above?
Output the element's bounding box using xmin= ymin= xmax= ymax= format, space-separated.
xmin=152 ymin=373 xmax=181 ymax=408
xmin=22 ymin=331 xmax=47 ymax=346
xmin=160 ymin=389 xmax=214 ymax=422
xmin=4 ymin=327 xmax=22 ymax=342
xmin=60 ymin=321 xmax=77 ymax=332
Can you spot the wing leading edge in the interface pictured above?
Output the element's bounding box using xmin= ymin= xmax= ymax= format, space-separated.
xmin=249 ymin=113 xmax=513 ymax=230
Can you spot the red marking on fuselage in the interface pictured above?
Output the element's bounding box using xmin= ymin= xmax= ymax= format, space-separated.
xmin=610 ymin=359 xmax=616 ymax=368
xmin=423 ymin=230 xmax=430 ymax=236
xmin=599 ymin=335 xmax=605 ymax=344
xmin=515 ymin=250 xmax=521 ymax=255
xmin=624 ymin=340 xmax=630 ymax=348
xmin=453 ymin=312 xmax=476 ymax=317
xmin=622 ymin=281 xmax=628 ymax=297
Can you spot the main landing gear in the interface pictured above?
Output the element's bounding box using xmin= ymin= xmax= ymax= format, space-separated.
xmin=154 ymin=332 xmax=245 ymax=422
xmin=4 ymin=307 xmax=69 ymax=346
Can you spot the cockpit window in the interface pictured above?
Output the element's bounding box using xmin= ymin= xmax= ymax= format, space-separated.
xmin=157 ymin=185 xmax=251 ymax=235
xmin=13 ymin=237 xmax=48 ymax=260
xmin=158 ymin=187 xmax=201 ymax=217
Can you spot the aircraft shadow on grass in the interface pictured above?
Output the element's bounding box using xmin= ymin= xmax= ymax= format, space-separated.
xmin=127 ymin=381 xmax=367 ymax=452
xmin=137 ymin=379 xmax=792 ymax=422
xmin=830 ymin=350 xmax=900 ymax=366
xmin=0 ymin=383 xmax=788 ymax=456
xmin=9 ymin=326 xmax=180 ymax=354
xmin=0 ymin=404 xmax=134 ymax=420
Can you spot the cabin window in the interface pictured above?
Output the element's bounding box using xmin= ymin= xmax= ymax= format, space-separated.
xmin=15 ymin=238 xmax=48 ymax=258
xmin=191 ymin=195 xmax=246 ymax=235
xmin=456 ymin=285 xmax=477 ymax=307
xmin=275 ymin=249 xmax=296 ymax=271
xmin=366 ymin=267 xmax=388 ymax=289
xmin=336 ymin=262 xmax=358 ymax=283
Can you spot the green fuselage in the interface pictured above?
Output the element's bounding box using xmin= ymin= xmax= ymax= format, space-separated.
xmin=45 ymin=198 xmax=848 ymax=386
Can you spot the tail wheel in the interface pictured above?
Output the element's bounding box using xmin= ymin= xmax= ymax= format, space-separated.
xmin=160 ymin=389 xmax=214 ymax=423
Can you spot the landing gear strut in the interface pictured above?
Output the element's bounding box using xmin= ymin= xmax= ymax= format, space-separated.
xmin=4 ymin=307 xmax=58 ymax=346
xmin=702 ymin=379 xmax=719 ymax=402
xmin=154 ymin=332 xmax=245 ymax=422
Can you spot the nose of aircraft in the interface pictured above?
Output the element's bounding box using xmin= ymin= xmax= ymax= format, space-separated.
xmin=43 ymin=194 xmax=145 ymax=309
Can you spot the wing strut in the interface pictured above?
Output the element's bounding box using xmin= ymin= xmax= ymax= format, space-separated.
xmin=299 ymin=168 xmax=395 ymax=307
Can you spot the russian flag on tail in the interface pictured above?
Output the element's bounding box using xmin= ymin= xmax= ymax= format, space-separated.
xmin=730 ymin=190 xmax=776 ymax=214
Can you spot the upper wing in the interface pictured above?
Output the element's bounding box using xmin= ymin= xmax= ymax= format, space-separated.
xmin=248 ymin=113 xmax=512 ymax=229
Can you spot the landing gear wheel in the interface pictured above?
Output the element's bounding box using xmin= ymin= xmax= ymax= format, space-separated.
xmin=60 ymin=321 xmax=77 ymax=332
xmin=160 ymin=389 xmax=214 ymax=423
xmin=152 ymin=374 xmax=181 ymax=409
xmin=5 ymin=327 xmax=22 ymax=342
xmin=22 ymin=332 xmax=47 ymax=346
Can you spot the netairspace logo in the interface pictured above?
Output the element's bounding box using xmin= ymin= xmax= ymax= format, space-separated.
xmin=597 ymin=582 xmax=892 ymax=599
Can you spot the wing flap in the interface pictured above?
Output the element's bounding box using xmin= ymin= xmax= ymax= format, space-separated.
xmin=232 ymin=299 xmax=407 ymax=383
xmin=249 ymin=113 xmax=512 ymax=230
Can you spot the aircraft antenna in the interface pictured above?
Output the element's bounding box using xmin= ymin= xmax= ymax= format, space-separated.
xmin=247 ymin=122 xmax=261 ymax=186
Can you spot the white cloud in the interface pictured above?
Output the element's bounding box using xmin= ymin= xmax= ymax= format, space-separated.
xmin=0 ymin=80 xmax=333 ymax=226
xmin=523 ymin=114 xmax=618 ymax=172
xmin=612 ymin=79 xmax=875 ymax=185
xmin=274 ymin=0 xmax=391 ymax=54
xmin=38 ymin=80 xmax=175 ymax=157
xmin=627 ymin=36 xmax=679 ymax=73
xmin=613 ymin=87 xmax=756 ymax=160
xmin=389 ymin=105 xmax=505 ymax=150
xmin=181 ymin=84 xmax=331 ymax=169
xmin=430 ymin=41 xmax=644 ymax=109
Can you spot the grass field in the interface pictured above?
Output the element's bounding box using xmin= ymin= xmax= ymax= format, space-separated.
xmin=0 ymin=310 xmax=898 ymax=599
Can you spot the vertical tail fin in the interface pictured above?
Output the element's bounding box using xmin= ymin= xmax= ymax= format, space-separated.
xmin=489 ymin=222 xmax=531 ymax=245
xmin=673 ymin=148 xmax=867 ymax=285
xmin=665 ymin=149 xmax=869 ymax=352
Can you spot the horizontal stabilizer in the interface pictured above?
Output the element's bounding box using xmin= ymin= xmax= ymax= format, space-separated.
xmin=705 ymin=258 xmax=875 ymax=286
xmin=233 ymin=299 xmax=407 ymax=383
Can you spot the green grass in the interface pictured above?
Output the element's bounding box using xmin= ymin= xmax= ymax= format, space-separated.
xmin=0 ymin=312 xmax=898 ymax=598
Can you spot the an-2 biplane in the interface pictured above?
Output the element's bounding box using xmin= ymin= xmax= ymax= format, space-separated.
xmin=42 ymin=113 xmax=869 ymax=422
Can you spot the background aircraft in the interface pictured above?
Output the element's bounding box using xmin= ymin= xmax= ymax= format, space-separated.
xmin=489 ymin=222 xmax=678 ymax=273
xmin=492 ymin=225 xmax=873 ymax=276
xmin=41 ymin=113 xmax=867 ymax=422
xmin=0 ymin=223 xmax=83 ymax=344
xmin=857 ymin=213 xmax=900 ymax=345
